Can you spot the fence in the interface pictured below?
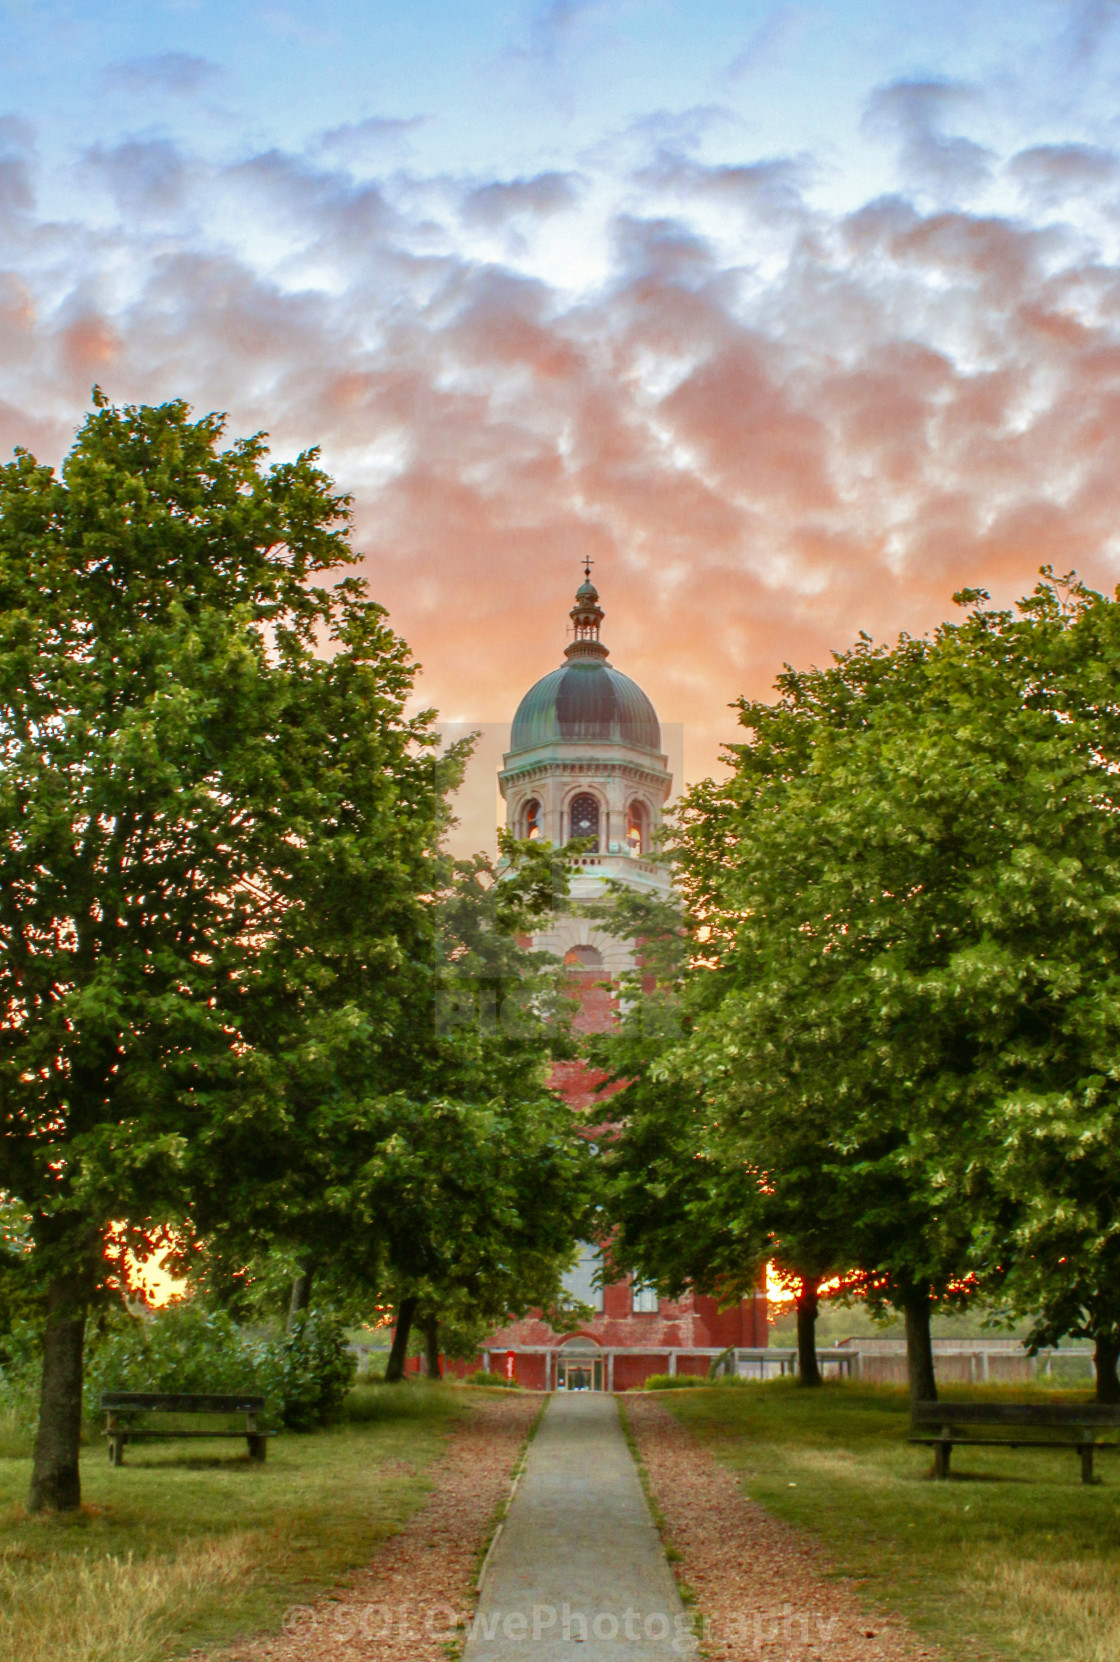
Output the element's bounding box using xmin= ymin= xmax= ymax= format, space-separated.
xmin=718 ymin=1338 xmax=1098 ymax=1386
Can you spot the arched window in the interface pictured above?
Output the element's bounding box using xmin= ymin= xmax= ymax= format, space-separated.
xmin=569 ymin=793 xmax=600 ymax=850
xmin=564 ymin=943 xmax=604 ymax=969
xmin=524 ymin=798 xmax=541 ymax=840
xmin=627 ymin=800 xmax=647 ymax=856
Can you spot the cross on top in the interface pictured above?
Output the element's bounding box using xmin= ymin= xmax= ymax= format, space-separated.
xmin=582 ymin=557 xmax=594 ymax=581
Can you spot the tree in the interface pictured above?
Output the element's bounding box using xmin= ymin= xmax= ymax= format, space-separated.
xmin=594 ymin=889 xmax=862 ymax=1385
xmin=337 ymin=833 xmax=594 ymax=1380
xmin=198 ymin=828 xmax=593 ymax=1383
xmin=0 ymin=396 xmax=443 ymax=1508
xmin=669 ymin=574 xmax=1120 ymax=1405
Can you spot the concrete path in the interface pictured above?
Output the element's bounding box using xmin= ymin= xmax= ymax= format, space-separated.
xmin=463 ymin=1392 xmax=690 ymax=1662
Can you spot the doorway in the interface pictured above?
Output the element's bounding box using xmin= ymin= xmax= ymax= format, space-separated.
xmin=556 ymin=1340 xmax=603 ymax=1391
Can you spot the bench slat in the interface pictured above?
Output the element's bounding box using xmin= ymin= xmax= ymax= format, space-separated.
xmin=101 ymin=1429 xmax=275 ymax=1440
xmin=913 ymin=1401 xmax=1119 ymax=1428
xmin=910 ymin=1437 xmax=1118 ymax=1449
xmin=100 ymin=1393 xmax=265 ymax=1414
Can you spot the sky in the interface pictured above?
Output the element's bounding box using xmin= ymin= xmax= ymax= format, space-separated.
xmin=6 ymin=0 xmax=1120 ymax=847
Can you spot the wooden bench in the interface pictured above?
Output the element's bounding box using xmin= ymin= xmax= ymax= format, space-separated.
xmin=912 ymin=1400 xmax=1120 ymax=1483
xmin=100 ymin=1392 xmax=273 ymax=1466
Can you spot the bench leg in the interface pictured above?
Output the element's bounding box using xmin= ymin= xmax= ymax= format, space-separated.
xmin=247 ymin=1434 xmax=267 ymax=1463
xmin=1080 ymin=1443 xmax=1096 ymax=1485
xmin=109 ymin=1435 xmax=125 ymax=1467
xmin=934 ymin=1440 xmax=952 ymax=1480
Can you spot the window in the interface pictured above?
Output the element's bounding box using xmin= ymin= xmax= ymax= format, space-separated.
xmin=569 ymin=793 xmax=600 ymax=850
xmin=631 ymin=1283 xmax=659 ymax=1314
xmin=564 ymin=943 xmax=603 ymax=969
xmin=561 ymin=1243 xmax=604 ymax=1312
xmin=524 ymin=798 xmax=541 ymax=840
xmin=626 ymin=801 xmax=647 ymax=856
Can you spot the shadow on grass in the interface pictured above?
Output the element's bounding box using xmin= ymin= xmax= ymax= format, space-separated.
xmin=110 ymin=1452 xmax=267 ymax=1471
xmin=917 ymin=1469 xmax=1035 ymax=1485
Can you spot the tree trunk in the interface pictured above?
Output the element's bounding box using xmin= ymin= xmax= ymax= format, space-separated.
xmin=288 ymin=1264 xmax=313 ymax=1328
xmin=1094 ymin=1331 xmax=1120 ymax=1404
xmin=903 ymin=1286 xmax=937 ymax=1411
xmin=795 ymin=1278 xmax=822 ymax=1387
xmin=385 ymin=1295 xmax=418 ymax=1383
xmin=423 ymin=1315 xmax=441 ymax=1379
xmin=28 ymin=1272 xmax=88 ymax=1513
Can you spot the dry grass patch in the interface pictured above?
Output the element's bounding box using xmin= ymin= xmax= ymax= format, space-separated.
xmin=972 ymin=1556 xmax=1120 ymax=1662
xmin=0 ymin=1383 xmax=463 ymax=1661
xmin=0 ymin=1534 xmax=254 ymax=1662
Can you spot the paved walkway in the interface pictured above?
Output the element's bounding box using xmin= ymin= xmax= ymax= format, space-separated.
xmin=463 ymin=1392 xmax=689 ymax=1662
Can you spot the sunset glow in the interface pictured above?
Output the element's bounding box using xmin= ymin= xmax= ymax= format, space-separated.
xmin=765 ymin=1265 xmax=847 ymax=1315
xmin=1 ymin=3 xmax=1119 ymax=851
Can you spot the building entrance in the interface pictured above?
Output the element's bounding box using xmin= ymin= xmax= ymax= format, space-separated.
xmin=556 ymin=1338 xmax=603 ymax=1391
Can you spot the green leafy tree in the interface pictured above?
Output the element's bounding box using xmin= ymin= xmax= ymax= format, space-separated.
xmin=591 ymin=885 xmax=853 ymax=1386
xmin=0 ymin=396 xmax=443 ymax=1508
xmin=667 ymin=574 xmax=1120 ymax=1404
xmin=199 ymin=829 xmax=593 ymax=1384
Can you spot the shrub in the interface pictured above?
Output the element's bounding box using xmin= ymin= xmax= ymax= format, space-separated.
xmin=85 ymin=1305 xmax=261 ymax=1407
xmin=85 ymin=1302 xmax=356 ymax=1433
xmin=463 ymin=1370 xmax=514 ymax=1387
xmin=0 ymin=1319 xmax=41 ymax=1457
xmin=641 ymin=1373 xmax=707 ymax=1390
xmin=259 ymin=1310 xmax=356 ymax=1431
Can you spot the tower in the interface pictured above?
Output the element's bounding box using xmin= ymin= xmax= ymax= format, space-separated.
xmin=469 ymin=569 xmax=770 ymax=1389
xmin=498 ymin=565 xmax=672 ymax=979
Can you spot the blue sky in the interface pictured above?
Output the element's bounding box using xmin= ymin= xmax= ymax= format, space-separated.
xmin=10 ymin=3 xmax=1120 ymax=202
xmin=5 ymin=1 xmax=1120 ymax=844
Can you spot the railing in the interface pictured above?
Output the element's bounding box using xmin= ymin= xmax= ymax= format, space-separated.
xmin=714 ymin=1346 xmax=858 ymax=1381
xmin=571 ymin=852 xmax=664 ymax=876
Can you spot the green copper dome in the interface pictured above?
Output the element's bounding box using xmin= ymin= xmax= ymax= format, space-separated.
xmin=510 ymin=659 xmax=661 ymax=753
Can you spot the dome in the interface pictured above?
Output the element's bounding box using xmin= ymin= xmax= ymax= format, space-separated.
xmin=510 ymin=658 xmax=661 ymax=754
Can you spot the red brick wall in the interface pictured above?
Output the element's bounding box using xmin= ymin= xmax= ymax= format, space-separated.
xmin=673 ymin=1354 xmax=712 ymax=1379
xmin=485 ymin=1292 xmax=768 ymax=1356
xmin=611 ymin=1353 xmax=669 ymax=1391
xmin=475 ymin=959 xmax=770 ymax=1383
xmin=405 ymin=1355 xmax=479 ymax=1380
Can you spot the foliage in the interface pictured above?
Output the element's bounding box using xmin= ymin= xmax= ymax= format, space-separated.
xmin=216 ymin=829 xmax=595 ymax=1356
xmin=604 ymin=571 xmax=1120 ymax=1401
xmin=85 ymin=1305 xmax=260 ymax=1403
xmin=640 ymin=1373 xmax=706 ymax=1390
xmin=0 ymin=394 xmax=456 ymax=1505
xmin=589 ymin=886 xmax=772 ymax=1309
xmin=82 ymin=1301 xmax=357 ymax=1431
xmin=261 ymin=1309 xmax=356 ymax=1431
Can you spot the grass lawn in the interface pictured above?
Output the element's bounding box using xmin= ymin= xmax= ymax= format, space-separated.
xmin=659 ymin=1379 xmax=1120 ymax=1662
xmin=0 ymin=1381 xmax=465 ymax=1662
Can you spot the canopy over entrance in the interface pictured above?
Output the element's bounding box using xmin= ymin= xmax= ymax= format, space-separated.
xmin=557 ymin=1335 xmax=603 ymax=1392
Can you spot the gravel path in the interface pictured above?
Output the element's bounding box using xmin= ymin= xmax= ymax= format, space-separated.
xmin=623 ymin=1395 xmax=944 ymax=1662
xmin=210 ymin=1391 xmax=539 ymax=1662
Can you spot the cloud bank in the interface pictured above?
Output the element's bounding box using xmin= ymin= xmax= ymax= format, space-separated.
xmin=5 ymin=74 xmax=1120 ymax=843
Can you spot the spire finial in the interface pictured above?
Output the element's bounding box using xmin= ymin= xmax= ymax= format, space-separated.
xmin=565 ymin=560 xmax=608 ymax=661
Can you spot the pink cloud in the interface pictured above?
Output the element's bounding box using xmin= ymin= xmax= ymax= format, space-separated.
xmin=5 ymin=121 xmax=1120 ymax=844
